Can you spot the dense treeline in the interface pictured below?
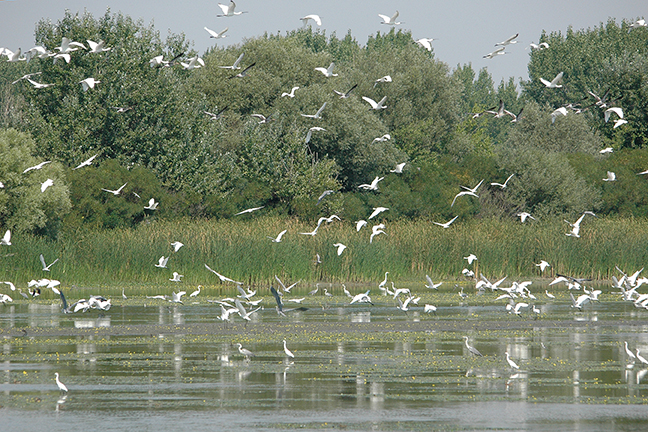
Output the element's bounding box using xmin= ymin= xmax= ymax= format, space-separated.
xmin=1 ymin=10 xmax=648 ymax=236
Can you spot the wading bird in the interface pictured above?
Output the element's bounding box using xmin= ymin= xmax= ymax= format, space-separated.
xmin=368 ymin=207 xmax=388 ymax=219
xmin=415 ymin=38 xmax=436 ymax=51
xmin=144 ymin=198 xmax=158 ymax=210
xmin=390 ymin=162 xmax=406 ymax=173
xmin=483 ymin=46 xmax=506 ymax=59
xmin=190 ymin=285 xmax=201 ymax=297
xmin=170 ymin=272 xmax=183 ymax=282
xmin=205 ymin=264 xmax=242 ymax=284
xmin=283 ymin=340 xmax=295 ymax=358
xmin=55 ymin=373 xmax=68 ymax=392
xmin=463 ymin=336 xmax=483 ymax=356
xmin=517 ymin=212 xmax=536 ymax=223
xmin=425 ymin=275 xmax=442 ymax=290
xmin=333 ymin=243 xmax=347 ymax=256
xmin=237 ymin=343 xmax=254 ymax=359
xmin=40 ymin=179 xmax=53 ymax=193
xmin=155 ymin=256 xmax=169 ymax=268
xmin=229 ymin=62 xmax=255 ymax=78
xmin=171 ymin=241 xmax=184 ymax=252
xmin=505 ymin=351 xmax=520 ymax=370
xmin=536 ymin=261 xmax=551 ymax=272
xmin=234 ymin=206 xmax=264 ymax=216
xmin=219 ymin=52 xmax=244 ymax=69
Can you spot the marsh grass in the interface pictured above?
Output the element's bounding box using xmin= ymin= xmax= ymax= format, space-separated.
xmin=1 ymin=215 xmax=648 ymax=288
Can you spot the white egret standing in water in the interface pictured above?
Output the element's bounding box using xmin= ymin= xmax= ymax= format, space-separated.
xmin=55 ymin=373 xmax=68 ymax=392
xmin=283 ymin=340 xmax=295 ymax=358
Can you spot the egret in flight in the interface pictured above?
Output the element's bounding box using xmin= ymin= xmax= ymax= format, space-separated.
xmin=101 ymin=182 xmax=127 ymax=195
xmin=362 ymin=96 xmax=387 ymax=110
xmin=72 ymin=154 xmax=98 ymax=170
xmin=314 ymin=62 xmax=338 ymax=78
xmin=204 ymin=27 xmax=229 ymax=39
xmin=0 ymin=230 xmax=11 ymax=246
xmin=540 ymin=72 xmax=564 ymax=88
xmin=40 ymin=254 xmax=59 ymax=271
xmin=378 ymin=11 xmax=401 ymax=25
xmin=300 ymin=102 xmax=327 ymax=119
xmin=495 ymin=33 xmax=519 ymax=46
xmin=217 ymin=1 xmax=247 ymax=17
xmin=300 ymin=14 xmax=322 ymax=26
xmin=281 ymin=86 xmax=299 ymax=98
xmin=358 ymin=176 xmax=384 ymax=191
xmin=433 ymin=216 xmax=458 ymax=229
xmin=219 ymin=52 xmax=244 ymax=69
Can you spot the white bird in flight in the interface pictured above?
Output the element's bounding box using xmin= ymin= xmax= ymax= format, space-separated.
xmin=333 ymin=84 xmax=358 ymax=99
xmin=356 ymin=220 xmax=367 ymax=231
xmin=483 ymin=46 xmax=506 ymax=59
xmin=495 ymin=33 xmax=519 ymax=46
xmin=301 ymin=102 xmax=327 ymax=119
xmin=451 ymin=190 xmax=478 ymax=207
xmin=333 ymin=243 xmax=347 ymax=256
xmin=425 ymin=275 xmax=442 ymax=290
xmin=144 ymin=198 xmax=159 ymax=210
xmin=268 ymin=229 xmax=287 ymax=243
xmin=390 ymin=162 xmax=406 ymax=173
xmin=40 ymin=254 xmax=59 ymax=271
xmin=540 ymin=72 xmax=564 ymax=88
xmin=204 ymin=27 xmax=229 ymax=39
xmin=169 ymin=272 xmax=183 ymax=282
xmin=101 ymin=182 xmax=127 ymax=195
xmin=171 ymin=241 xmax=184 ymax=252
xmin=219 ymin=52 xmax=244 ymax=69
xmin=415 ymin=38 xmax=436 ymax=51
xmin=87 ymin=40 xmax=111 ymax=54
xmin=603 ymin=171 xmax=616 ymax=182
xmin=491 ymin=174 xmax=514 ymax=189
xmin=517 ymin=212 xmax=536 ymax=223
xmin=234 ymin=206 xmax=264 ymax=216
xmin=551 ymin=107 xmax=568 ymax=123
xmin=301 ymin=14 xmax=322 ymax=26
xmin=216 ymin=1 xmax=247 ymax=17
xmin=155 ymin=256 xmax=169 ymax=268
xmin=372 ymin=134 xmax=391 ymax=143
xmin=72 ymin=154 xmax=98 ymax=170
xmin=378 ymin=11 xmax=401 ymax=25
xmin=314 ymin=62 xmax=338 ymax=77
xmin=604 ymin=107 xmax=624 ymax=123
xmin=23 ymin=161 xmax=51 ymax=174
xmin=25 ymin=78 xmax=54 ymax=89
xmin=0 ymin=230 xmax=11 ymax=246
xmin=362 ymin=96 xmax=387 ymax=110
xmin=374 ymin=75 xmax=392 ymax=87
xmin=536 ymin=261 xmax=551 ymax=272
xmin=358 ymin=176 xmax=384 ymax=191
xmin=464 ymin=254 xmax=477 ymax=265
xmin=40 ymin=179 xmax=54 ymax=193
xmin=204 ymin=263 xmax=242 ymax=284
xmin=80 ymin=78 xmax=100 ymax=91
xmin=434 ymin=215 xmax=458 ymax=229
xmin=281 ymin=86 xmax=299 ymax=98
xmin=369 ymin=207 xmax=388 ymax=219
xmin=305 ymin=127 xmax=326 ymax=143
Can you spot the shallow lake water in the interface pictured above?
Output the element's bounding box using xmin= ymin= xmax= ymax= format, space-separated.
xmin=1 ymin=283 xmax=648 ymax=431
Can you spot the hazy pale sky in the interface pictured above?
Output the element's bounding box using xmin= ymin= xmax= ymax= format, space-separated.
xmin=0 ymin=1 xmax=646 ymax=85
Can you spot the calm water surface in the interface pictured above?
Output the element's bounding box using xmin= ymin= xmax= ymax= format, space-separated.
xmin=1 ymin=283 xmax=648 ymax=431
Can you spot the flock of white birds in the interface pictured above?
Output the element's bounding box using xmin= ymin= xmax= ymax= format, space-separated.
xmin=1 ymin=1 xmax=648 ymax=392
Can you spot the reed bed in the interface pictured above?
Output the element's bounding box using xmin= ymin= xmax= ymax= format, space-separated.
xmin=1 ymin=216 xmax=648 ymax=288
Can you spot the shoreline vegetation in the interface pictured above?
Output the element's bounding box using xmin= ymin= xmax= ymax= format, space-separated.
xmin=1 ymin=216 xmax=647 ymax=288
